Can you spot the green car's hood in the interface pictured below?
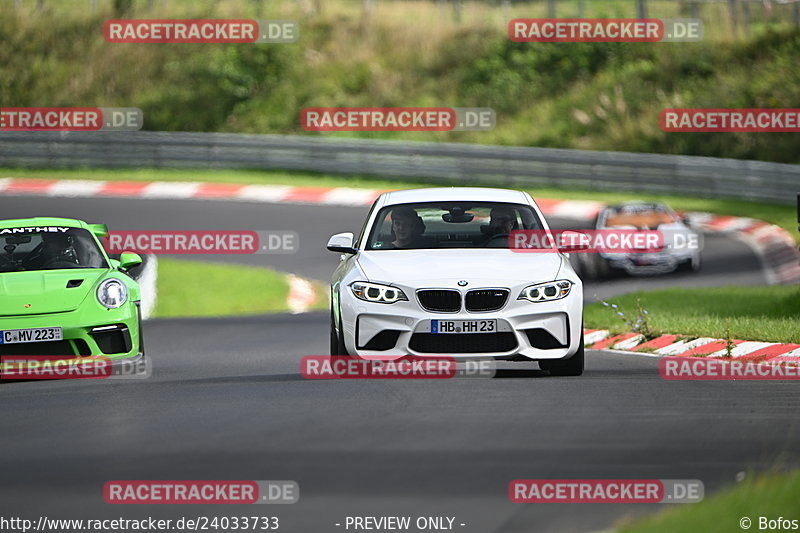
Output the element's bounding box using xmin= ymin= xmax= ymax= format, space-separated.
xmin=0 ymin=269 xmax=108 ymax=316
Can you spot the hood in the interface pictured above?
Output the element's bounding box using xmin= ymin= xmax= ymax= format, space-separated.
xmin=356 ymin=249 xmax=563 ymax=286
xmin=0 ymin=269 xmax=108 ymax=316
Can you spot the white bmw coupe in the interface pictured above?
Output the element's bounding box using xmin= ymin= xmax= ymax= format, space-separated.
xmin=327 ymin=187 xmax=585 ymax=376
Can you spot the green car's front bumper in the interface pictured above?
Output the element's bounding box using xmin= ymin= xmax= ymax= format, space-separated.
xmin=0 ymin=300 xmax=142 ymax=361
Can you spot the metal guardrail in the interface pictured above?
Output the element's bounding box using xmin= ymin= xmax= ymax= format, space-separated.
xmin=1 ymin=131 xmax=798 ymax=204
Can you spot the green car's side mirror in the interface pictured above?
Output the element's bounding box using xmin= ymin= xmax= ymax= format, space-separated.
xmin=119 ymin=252 xmax=142 ymax=270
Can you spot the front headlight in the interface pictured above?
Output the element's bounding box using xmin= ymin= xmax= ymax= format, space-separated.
xmin=518 ymin=280 xmax=573 ymax=303
xmin=97 ymin=278 xmax=128 ymax=309
xmin=350 ymin=282 xmax=408 ymax=304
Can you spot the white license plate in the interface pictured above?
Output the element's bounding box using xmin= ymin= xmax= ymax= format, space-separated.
xmin=0 ymin=327 xmax=63 ymax=344
xmin=431 ymin=319 xmax=496 ymax=334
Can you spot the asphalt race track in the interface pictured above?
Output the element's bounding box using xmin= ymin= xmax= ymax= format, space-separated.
xmin=1 ymin=194 xmax=794 ymax=533
xmin=0 ymin=196 xmax=768 ymax=294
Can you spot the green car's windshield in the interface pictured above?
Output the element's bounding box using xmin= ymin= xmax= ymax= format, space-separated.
xmin=0 ymin=227 xmax=108 ymax=273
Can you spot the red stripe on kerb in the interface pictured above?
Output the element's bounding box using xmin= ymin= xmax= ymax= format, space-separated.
xmin=592 ymin=333 xmax=637 ymax=350
xmin=535 ymin=199 xmax=562 ymax=214
xmin=4 ymin=179 xmax=58 ymax=192
xmin=680 ymin=340 xmax=743 ymax=357
xmin=740 ymin=343 xmax=800 ymax=363
xmin=194 ymin=183 xmax=246 ymax=198
xmin=741 ymin=221 xmax=767 ymax=234
xmin=99 ymin=181 xmax=150 ymax=196
xmin=705 ymin=216 xmax=740 ymax=230
xmin=631 ymin=335 xmax=678 ymax=352
xmin=283 ymin=187 xmax=333 ymax=203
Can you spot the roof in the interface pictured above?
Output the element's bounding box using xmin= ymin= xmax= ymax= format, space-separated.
xmin=0 ymin=217 xmax=91 ymax=230
xmin=380 ymin=187 xmax=529 ymax=206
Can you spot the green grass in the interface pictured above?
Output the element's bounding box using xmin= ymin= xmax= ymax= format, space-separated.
xmin=617 ymin=470 xmax=800 ymax=533
xmin=153 ymin=257 xmax=326 ymax=318
xmin=585 ymin=286 xmax=800 ymax=343
xmin=3 ymin=167 xmax=797 ymax=243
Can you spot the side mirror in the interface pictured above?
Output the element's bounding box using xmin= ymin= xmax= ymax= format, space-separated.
xmin=327 ymin=232 xmax=357 ymax=254
xmin=119 ymin=251 xmax=142 ymax=269
xmin=559 ymin=231 xmax=591 ymax=252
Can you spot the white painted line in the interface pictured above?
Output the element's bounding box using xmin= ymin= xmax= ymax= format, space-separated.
xmin=46 ymin=180 xmax=106 ymax=197
xmin=551 ymin=200 xmax=604 ymax=219
xmin=706 ymin=341 xmax=777 ymax=358
xmin=321 ymin=187 xmax=380 ymax=206
xmin=236 ymin=184 xmax=293 ymax=203
xmin=141 ymin=181 xmax=202 ymax=198
xmin=584 ymin=330 xmax=610 ymax=345
xmin=613 ymin=334 xmax=644 ymax=351
xmin=287 ymin=274 xmax=316 ymax=314
xmin=721 ymin=217 xmax=757 ymax=232
xmin=0 ymin=178 xmax=13 ymax=192
xmin=656 ymin=337 xmax=717 ymax=356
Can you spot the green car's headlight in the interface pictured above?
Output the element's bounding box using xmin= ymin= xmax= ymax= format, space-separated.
xmin=350 ymin=282 xmax=408 ymax=304
xmin=518 ymin=280 xmax=573 ymax=303
xmin=97 ymin=279 xmax=128 ymax=309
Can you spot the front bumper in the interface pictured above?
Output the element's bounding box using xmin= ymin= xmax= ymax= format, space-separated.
xmin=340 ymin=285 xmax=583 ymax=361
xmin=0 ymin=302 xmax=141 ymax=361
xmin=603 ymin=251 xmax=694 ymax=275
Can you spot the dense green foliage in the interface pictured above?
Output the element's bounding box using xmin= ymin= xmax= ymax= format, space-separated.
xmin=2 ymin=2 xmax=799 ymax=162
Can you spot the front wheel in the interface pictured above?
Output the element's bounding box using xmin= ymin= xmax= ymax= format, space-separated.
xmin=329 ymin=308 xmax=349 ymax=356
xmin=540 ymin=330 xmax=584 ymax=376
xmin=677 ymin=254 xmax=702 ymax=273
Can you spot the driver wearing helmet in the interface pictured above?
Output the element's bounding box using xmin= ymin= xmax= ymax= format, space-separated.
xmin=25 ymin=232 xmax=78 ymax=268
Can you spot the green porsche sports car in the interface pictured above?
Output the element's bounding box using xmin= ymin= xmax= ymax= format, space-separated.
xmin=0 ymin=217 xmax=144 ymax=363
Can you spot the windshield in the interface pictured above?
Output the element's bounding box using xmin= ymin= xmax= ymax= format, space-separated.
xmin=366 ymin=201 xmax=543 ymax=250
xmin=601 ymin=204 xmax=679 ymax=229
xmin=0 ymin=227 xmax=108 ymax=273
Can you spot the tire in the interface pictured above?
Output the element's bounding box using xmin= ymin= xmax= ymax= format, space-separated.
xmin=542 ymin=329 xmax=584 ymax=377
xmin=573 ymin=254 xmax=596 ymax=280
xmin=594 ymin=255 xmax=612 ymax=280
xmin=329 ymin=308 xmax=349 ymax=356
xmin=677 ymin=254 xmax=701 ymax=273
